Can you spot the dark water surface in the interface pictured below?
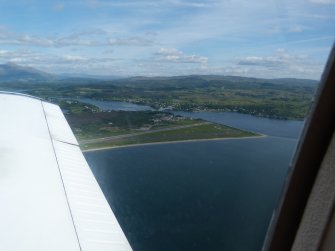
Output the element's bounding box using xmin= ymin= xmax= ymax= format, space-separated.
xmin=74 ymin=97 xmax=304 ymax=138
xmin=77 ymin=98 xmax=154 ymax=111
xmin=85 ymin=137 xmax=301 ymax=250
xmin=173 ymin=111 xmax=304 ymax=138
xmin=83 ymin=102 xmax=305 ymax=251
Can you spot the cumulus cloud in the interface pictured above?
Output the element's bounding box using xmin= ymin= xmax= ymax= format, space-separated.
xmin=308 ymin=0 xmax=335 ymax=4
xmin=232 ymin=49 xmax=323 ymax=79
xmin=237 ymin=56 xmax=283 ymax=67
xmin=85 ymin=0 xmax=218 ymax=9
xmin=236 ymin=51 xmax=308 ymax=68
xmin=53 ymin=3 xmax=65 ymax=11
xmin=0 ymin=27 xmax=157 ymax=49
xmin=0 ymin=47 xmax=324 ymax=79
xmin=0 ymin=49 xmax=117 ymax=72
xmin=0 ymin=25 xmax=8 ymax=38
xmin=267 ymin=24 xmax=304 ymax=35
xmin=169 ymin=0 xmax=216 ymax=8
xmin=0 ymin=32 xmax=102 ymax=47
xmin=154 ymin=47 xmax=208 ymax=64
xmin=109 ymin=36 xmax=155 ymax=46
xmin=0 ymin=49 xmax=38 ymax=63
xmin=0 ymin=0 xmax=332 ymax=79
xmin=289 ymin=25 xmax=303 ymax=33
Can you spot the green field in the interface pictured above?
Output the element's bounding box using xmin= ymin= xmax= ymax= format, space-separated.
xmin=57 ymin=99 xmax=258 ymax=149
xmin=64 ymin=104 xmax=207 ymax=140
xmin=80 ymin=123 xmax=258 ymax=150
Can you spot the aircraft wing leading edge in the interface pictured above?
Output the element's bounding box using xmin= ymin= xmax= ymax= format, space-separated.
xmin=0 ymin=92 xmax=132 ymax=251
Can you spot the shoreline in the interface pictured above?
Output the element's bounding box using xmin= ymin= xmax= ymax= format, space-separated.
xmin=73 ymin=98 xmax=305 ymax=121
xmin=81 ymin=134 xmax=267 ymax=153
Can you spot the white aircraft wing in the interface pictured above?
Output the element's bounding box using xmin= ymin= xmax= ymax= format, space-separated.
xmin=0 ymin=92 xmax=132 ymax=251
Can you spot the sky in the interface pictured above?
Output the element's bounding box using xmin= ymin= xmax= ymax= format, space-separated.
xmin=0 ymin=0 xmax=334 ymax=79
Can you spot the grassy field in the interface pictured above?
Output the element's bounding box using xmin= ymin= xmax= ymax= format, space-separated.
xmin=65 ymin=108 xmax=206 ymax=140
xmin=58 ymin=99 xmax=259 ymax=149
xmin=80 ymin=123 xmax=258 ymax=150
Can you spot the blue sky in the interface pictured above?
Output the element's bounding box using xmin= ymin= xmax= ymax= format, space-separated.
xmin=0 ymin=0 xmax=334 ymax=79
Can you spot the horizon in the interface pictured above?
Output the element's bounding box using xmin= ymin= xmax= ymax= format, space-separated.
xmin=0 ymin=61 xmax=320 ymax=81
xmin=0 ymin=0 xmax=334 ymax=80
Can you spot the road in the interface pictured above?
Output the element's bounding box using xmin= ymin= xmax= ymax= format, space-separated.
xmin=79 ymin=122 xmax=210 ymax=145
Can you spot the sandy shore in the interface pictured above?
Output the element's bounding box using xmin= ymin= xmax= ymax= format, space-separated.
xmin=82 ymin=134 xmax=267 ymax=153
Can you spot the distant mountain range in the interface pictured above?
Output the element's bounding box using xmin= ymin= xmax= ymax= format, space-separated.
xmin=0 ymin=63 xmax=122 ymax=82
xmin=0 ymin=63 xmax=55 ymax=82
xmin=120 ymin=75 xmax=318 ymax=86
xmin=58 ymin=73 xmax=122 ymax=80
xmin=0 ymin=62 xmax=319 ymax=86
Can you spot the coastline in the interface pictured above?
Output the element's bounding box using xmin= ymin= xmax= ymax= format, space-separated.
xmin=81 ymin=134 xmax=267 ymax=153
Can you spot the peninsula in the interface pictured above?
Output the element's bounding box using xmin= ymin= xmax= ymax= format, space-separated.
xmin=60 ymin=100 xmax=260 ymax=150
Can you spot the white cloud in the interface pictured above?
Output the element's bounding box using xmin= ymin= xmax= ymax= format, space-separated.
xmin=0 ymin=47 xmax=325 ymax=79
xmin=53 ymin=3 xmax=65 ymax=11
xmin=109 ymin=36 xmax=155 ymax=46
xmin=62 ymin=55 xmax=87 ymax=62
xmin=17 ymin=35 xmax=55 ymax=47
xmin=0 ymin=0 xmax=333 ymax=79
xmin=0 ymin=33 xmax=101 ymax=47
xmin=232 ymin=49 xmax=324 ymax=79
xmin=289 ymin=25 xmax=303 ymax=33
xmin=237 ymin=56 xmax=284 ymax=67
xmin=85 ymin=0 xmax=219 ymax=9
xmin=308 ymin=0 xmax=335 ymax=4
xmin=267 ymin=24 xmax=304 ymax=35
xmin=154 ymin=47 xmax=208 ymax=64
xmin=0 ymin=27 xmax=157 ymax=49
xmin=0 ymin=48 xmax=118 ymax=73
xmin=169 ymin=0 xmax=216 ymax=8
xmin=237 ymin=50 xmax=308 ymax=68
